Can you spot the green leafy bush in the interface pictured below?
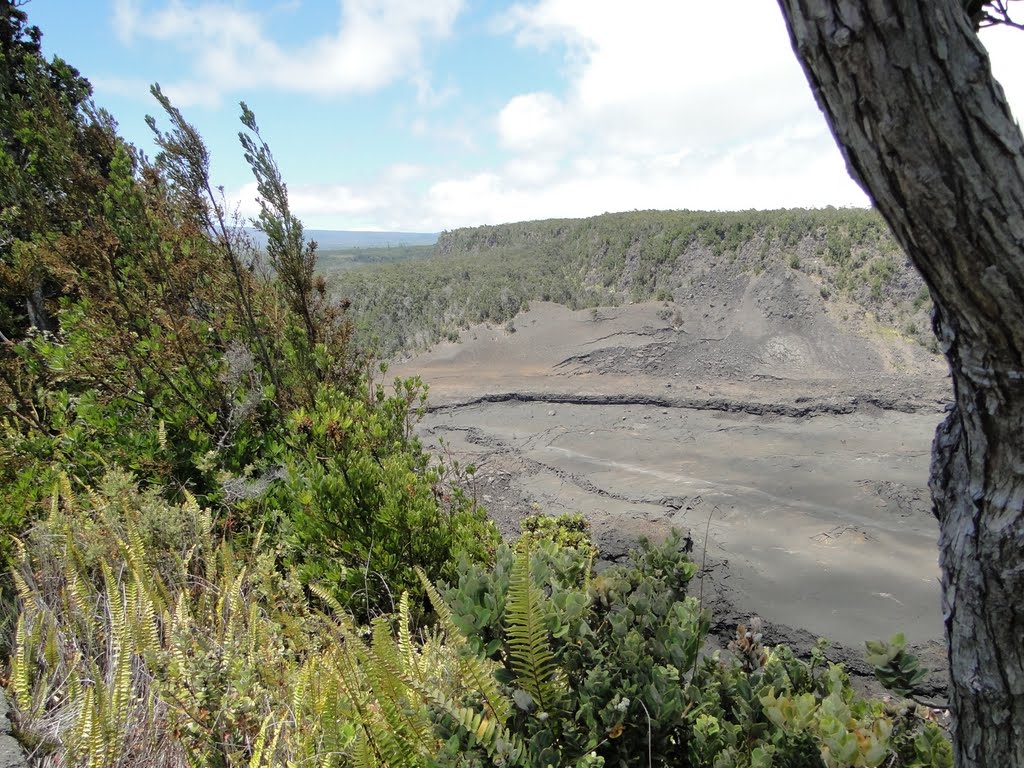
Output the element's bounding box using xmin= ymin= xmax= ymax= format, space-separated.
xmin=271 ymin=378 xmax=499 ymax=620
xmin=865 ymin=633 xmax=929 ymax=697
xmin=439 ymin=515 xmax=951 ymax=768
xmin=10 ymin=494 xmax=953 ymax=768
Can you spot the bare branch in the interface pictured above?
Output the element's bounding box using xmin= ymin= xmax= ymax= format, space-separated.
xmin=971 ymin=0 xmax=1024 ymax=30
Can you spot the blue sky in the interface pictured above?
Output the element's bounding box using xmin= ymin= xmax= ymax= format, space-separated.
xmin=26 ymin=1 xmax=1024 ymax=232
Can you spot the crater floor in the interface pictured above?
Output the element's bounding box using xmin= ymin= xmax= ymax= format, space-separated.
xmin=393 ymin=299 xmax=952 ymax=697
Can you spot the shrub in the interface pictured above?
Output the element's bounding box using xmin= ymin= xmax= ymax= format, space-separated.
xmin=10 ymin=498 xmax=953 ymax=768
xmin=8 ymin=473 xmax=497 ymax=767
xmin=273 ymin=378 xmax=499 ymax=621
xmin=440 ymin=516 xmax=951 ymax=768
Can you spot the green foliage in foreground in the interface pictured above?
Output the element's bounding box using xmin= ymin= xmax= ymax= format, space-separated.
xmin=273 ymin=380 xmax=497 ymax=620
xmin=865 ymin=634 xmax=930 ymax=698
xmin=332 ymin=208 xmax=932 ymax=358
xmin=10 ymin=490 xmax=952 ymax=768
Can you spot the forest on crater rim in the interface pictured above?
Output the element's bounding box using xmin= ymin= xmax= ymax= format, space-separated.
xmin=331 ymin=208 xmax=934 ymax=360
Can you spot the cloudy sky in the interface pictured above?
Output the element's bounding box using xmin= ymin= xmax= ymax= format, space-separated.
xmin=28 ymin=1 xmax=1024 ymax=232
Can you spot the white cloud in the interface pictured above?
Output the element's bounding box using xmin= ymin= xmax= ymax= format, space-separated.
xmin=504 ymin=156 xmax=561 ymax=185
xmin=407 ymin=0 xmax=868 ymax=229
xmin=412 ymin=132 xmax=865 ymax=230
xmin=983 ymin=24 xmax=1024 ymax=120
xmin=241 ymin=127 xmax=865 ymax=233
xmin=403 ymin=1 xmax=1022 ymax=231
xmin=499 ymin=1 xmax=818 ymax=154
xmin=228 ymin=161 xmax=432 ymax=230
xmin=497 ymin=92 xmax=566 ymax=152
xmin=112 ymin=0 xmax=141 ymax=42
xmin=231 ymin=179 xmax=372 ymax=219
xmin=109 ymin=0 xmax=463 ymax=106
xmin=218 ymin=2 xmax=1024 ymax=231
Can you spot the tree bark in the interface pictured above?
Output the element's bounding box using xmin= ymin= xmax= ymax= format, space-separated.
xmin=775 ymin=1 xmax=1024 ymax=765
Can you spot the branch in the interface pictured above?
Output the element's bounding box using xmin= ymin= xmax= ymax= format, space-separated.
xmin=975 ymin=0 xmax=1024 ymax=30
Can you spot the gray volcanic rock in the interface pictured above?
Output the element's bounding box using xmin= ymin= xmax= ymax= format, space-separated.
xmin=0 ymin=691 xmax=27 ymax=768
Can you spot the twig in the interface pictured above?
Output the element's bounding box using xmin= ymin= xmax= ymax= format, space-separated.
xmin=363 ymin=535 xmax=375 ymax=620
xmin=637 ymin=698 xmax=653 ymax=768
xmin=689 ymin=506 xmax=717 ymax=682
xmin=696 ymin=506 xmax=717 ymax=617
xmin=977 ymin=0 xmax=1024 ymax=29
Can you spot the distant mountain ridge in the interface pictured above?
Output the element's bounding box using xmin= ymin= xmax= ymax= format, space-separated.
xmin=246 ymin=228 xmax=438 ymax=249
xmin=331 ymin=208 xmax=937 ymax=359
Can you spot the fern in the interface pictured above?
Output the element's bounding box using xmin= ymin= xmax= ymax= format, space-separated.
xmin=347 ymin=622 xmax=439 ymax=764
xmin=74 ymin=682 xmax=99 ymax=767
xmin=423 ymin=688 xmax=526 ymax=765
xmin=8 ymin=472 xmax=528 ymax=766
xmin=504 ymin=544 xmax=566 ymax=716
xmin=248 ymin=713 xmax=283 ymax=768
xmin=130 ymin=570 xmax=161 ymax=662
xmin=396 ymin=592 xmax=420 ymax=682
xmin=417 ymin=568 xmax=512 ymax=723
xmin=309 ymin=580 xmax=348 ymax=619
xmin=110 ymin=572 xmax=135 ymax=725
xmin=10 ymin=613 xmax=34 ymax=714
xmin=59 ymin=472 xmax=75 ymax=514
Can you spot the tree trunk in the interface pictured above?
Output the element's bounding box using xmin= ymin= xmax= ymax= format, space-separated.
xmin=775 ymin=1 xmax=1024 ymax=765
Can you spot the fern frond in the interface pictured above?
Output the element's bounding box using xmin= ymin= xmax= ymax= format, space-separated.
xmin=11 ymin=613 xmax=34 ymax=711
xmin=104 ymin=563 xmax=134 ymax=762
xmin=422 ymin=688 xmax=525 ymax=765
xmin=100 ymin=560 xmax=125 ymax=633
xmin=309 ymin=582 xmax=347 ymax=620
xmin=65 ymin=560 xmax=97 ymax=637
xmin=10 ymin=535 xmax=27 ymax=570
xmin=263 ymin=714 xmax=284 ymax=766
xmin=416 ymin=567 xmax=512 ymax=724
xmin=397 ymin=592 xmax=418 ymax=680
xmin=122 ymin=514 xmax=148 ymax=575
xmin=197 ymin=504 xmax=213 ymax=541
xmin=169 ymin=594 xmax=192 ymax=676
xmin=251 ymin=522 xmax=265 ymax=557
xmin=158 ymin=419 xmax=167 ymax=451
xmin=43 ymin=622 xmax=59 ymax=671
xmin=370 ymin=616 xmax=403 ymax=674
xmin=335 ymin=623 xmax=435 ymax=768
xmin=131 ymin=571 xmax=161 ymax=659
xmin=415 ymin=567 xmax=458 ymax=636
xmin=352 ymin=736 xmax=379 ymax=768
xmin=357 ymin=627 xmax=438 ymax=760
xmin=50 ymin=478 xmax=61 ymax=519
xmin=85 ymin=484 xmax=106 ymax=514
xmin=505 ymin=544 xmax=566 ymax=715
xmin=11 ymin=563 xmax=34 ymax=606
xmin=248 ymin=713 xmax=281 ymax=768
xmin=293 ymin=657 xmax=317 ymax=716
xmin=59 ymin=472 xmax=75 ymax=514
xmin=74 ymin=683 xmax=97 ymax=766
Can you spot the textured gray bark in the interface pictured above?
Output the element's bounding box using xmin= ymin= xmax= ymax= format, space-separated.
xmin=775 ymin=1 xmax=1024 ymax=765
